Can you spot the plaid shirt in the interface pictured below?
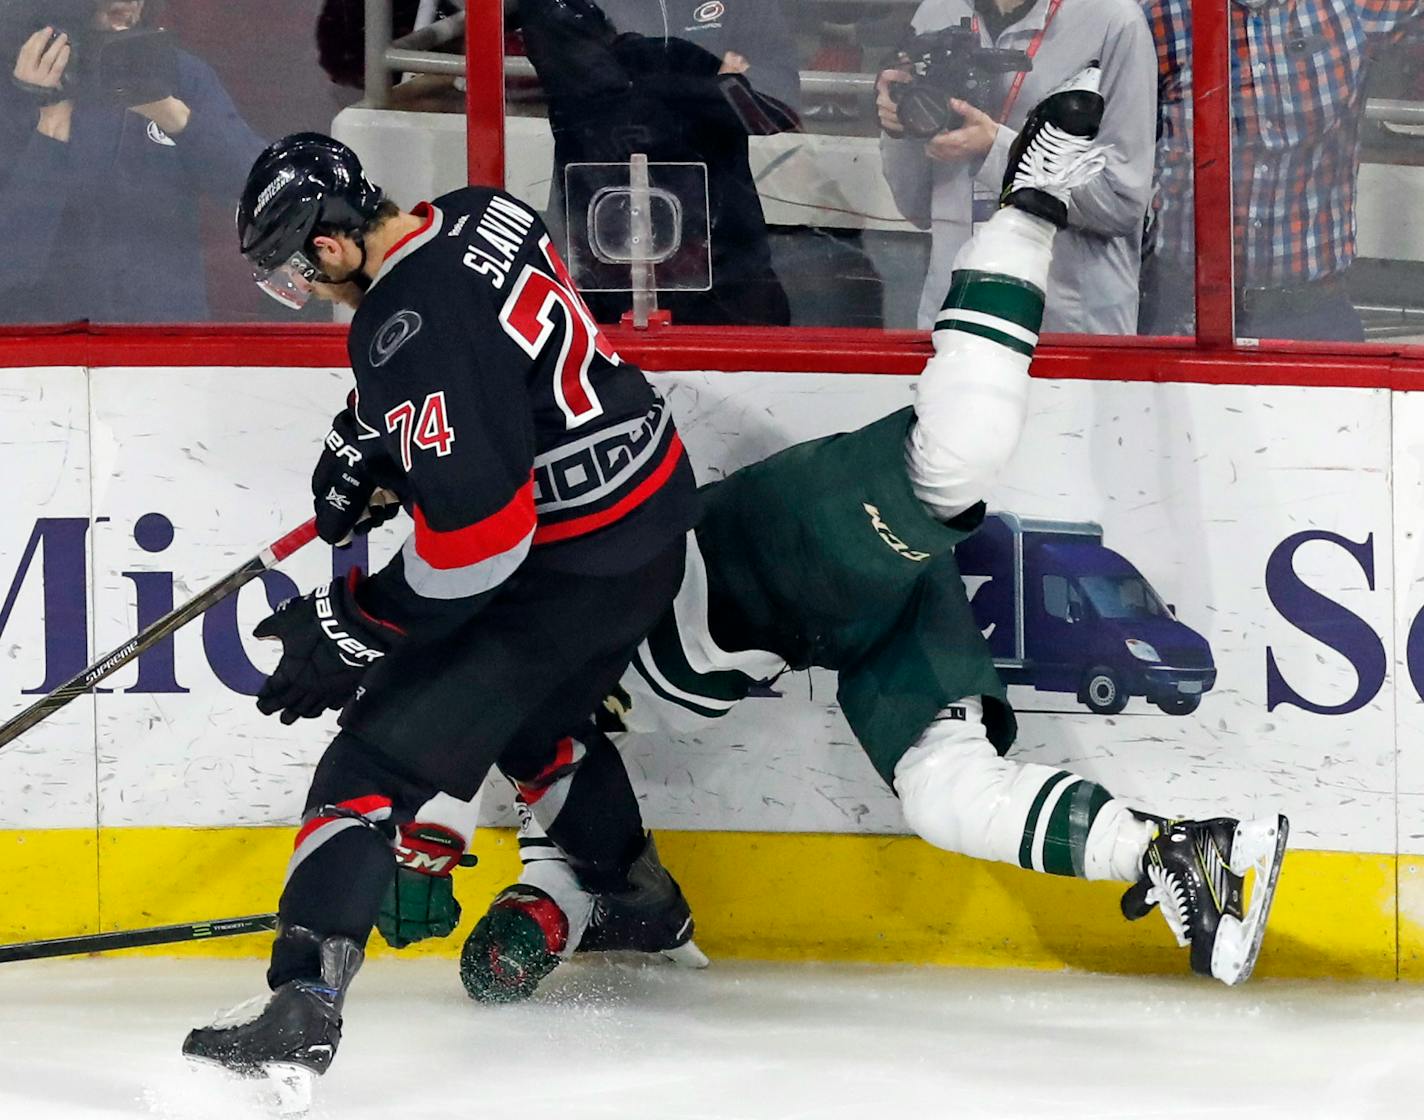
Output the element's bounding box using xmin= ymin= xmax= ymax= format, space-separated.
xmin=1144 ymin=0 xmax=1422 ymax=287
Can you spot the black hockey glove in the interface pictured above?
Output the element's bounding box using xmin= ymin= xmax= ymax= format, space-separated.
xmin=312 ymin=398 xmax=405 ymax=546
xmin=253 ymin=570 xmax=404 ymax=724
xmin=377 ymin=823 xmax=478 ymax=949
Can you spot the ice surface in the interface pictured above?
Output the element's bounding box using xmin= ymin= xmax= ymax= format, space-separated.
xmin=0 ymin=957 xmax=1419 ymax=1119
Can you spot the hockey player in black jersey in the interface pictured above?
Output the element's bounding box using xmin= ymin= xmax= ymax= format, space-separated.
xmin=438 ymin=69 xmax=1289 ymax=1000
xmin=182 ymin=134 xmax=701 ymax=1104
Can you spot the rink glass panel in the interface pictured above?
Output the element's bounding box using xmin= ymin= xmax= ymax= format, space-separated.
xmin=0 ymin=0 xmax=1225 ymax=339
xmin=1222 ymin=2 xmax=1424 ymax=344
xmin=0 ymin=2 xmax=362 ymax=326
xmin=501 ymin=0 xmax=1169 ymax=339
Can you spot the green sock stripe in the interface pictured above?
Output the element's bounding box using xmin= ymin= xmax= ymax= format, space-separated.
xmin=933 ymin=317 xmax=1037 ymax=358
xmin=1019 ymin=771 xmax=1073 ymax=870
xmin=630 ymin=651 xmax=735 ymax=721
xmin=941 ymin=269 xmax=1045 ymax=333
xmin=1042 ymin=781 xmax=1114 ymax=878
xmin=644 ymin=614 xmax=754 ymax=705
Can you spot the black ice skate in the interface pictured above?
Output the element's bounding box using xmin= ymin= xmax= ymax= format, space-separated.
xmin=579 ymin=834 xmax=708 ymax=968
xmin=182 ymin=930 xmax=362 ymax=1115
xmin=1121 ymin=815 xmax=1289 ymax=985
xmin=999 ymin=63 xmax=1109 ymax=227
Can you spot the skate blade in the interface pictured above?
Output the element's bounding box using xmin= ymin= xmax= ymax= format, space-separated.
xmin=264 ymin=1063 xmax=315 ymax=1117
xmin=1211 ymin=814 xmax=1290 ymax=985
xmin=182 ymin=1056 xmax=314 ymax=1117
xmin=662 ymin=939 xmax=710 ymax=969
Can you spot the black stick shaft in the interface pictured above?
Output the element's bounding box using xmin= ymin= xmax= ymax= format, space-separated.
xmin=0 ymin=519 xmax=319 ymax=751
xmin=0 ymin=913 xmax=278 ymax=963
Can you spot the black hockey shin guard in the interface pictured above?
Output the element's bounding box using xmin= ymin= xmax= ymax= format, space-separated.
xmin=271 ymin=824 xmax=393 ymax=989
xmin=269 ymin=734 xmax=412 ymax=988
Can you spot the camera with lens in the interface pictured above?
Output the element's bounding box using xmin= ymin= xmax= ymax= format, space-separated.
xmin=887 ymin=19 xmax=1031 ymax=139
xmin=3 ymin=0 xmax=177 ymax=107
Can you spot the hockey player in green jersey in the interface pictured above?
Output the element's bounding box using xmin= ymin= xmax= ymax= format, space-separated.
xmin=392 ymin=67 xmax=1289 ymax=997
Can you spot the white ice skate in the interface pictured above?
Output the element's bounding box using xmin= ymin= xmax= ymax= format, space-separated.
xmin=1123 ymin=814 xmax=1290 ymax=985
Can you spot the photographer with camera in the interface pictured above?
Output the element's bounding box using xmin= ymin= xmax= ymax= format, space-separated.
xmin=876 ymin=0 xmax=1156 ymax=334
xmin=0 ymin=0 xmax=264 ymax=321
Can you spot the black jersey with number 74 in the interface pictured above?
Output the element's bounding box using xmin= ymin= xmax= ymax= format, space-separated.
xmin=345 ymin=186 xmax=698 ymax=624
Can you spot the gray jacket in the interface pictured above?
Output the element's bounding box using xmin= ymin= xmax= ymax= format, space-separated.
xmin=881 ymin=0 xmax=1157 ymax=334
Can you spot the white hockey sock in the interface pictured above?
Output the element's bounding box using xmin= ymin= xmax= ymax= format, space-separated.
xmin=893 ymin=698 xmax=1144 ymax=880
xmin=1083 ymin=799 xmax=1157 ymax=882
xmin=905 ymin=208 xmax=1054 ymax=522
xmin=950 ymin=206 xmax=1056 ymax=291
xmin=905 ymin=337 xmax=1030 ymax=521
xmin=515 ymin=800 xmax=594 ymax=956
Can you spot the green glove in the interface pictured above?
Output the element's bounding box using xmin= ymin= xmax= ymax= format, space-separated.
xmin=376 ymin=823 xmax=477 ymax=949
xmin=378 ymin=865 xmax=463 ymax=949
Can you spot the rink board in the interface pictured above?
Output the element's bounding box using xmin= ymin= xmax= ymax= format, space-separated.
xmin=0 ymin=826 xmax=1401 ymax=979
xmin=0 ymin=364 xmax=1421 ymax=977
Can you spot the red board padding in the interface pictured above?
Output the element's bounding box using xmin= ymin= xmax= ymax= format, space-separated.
xmin=0 ymin=322 xmax=1421 ymax=389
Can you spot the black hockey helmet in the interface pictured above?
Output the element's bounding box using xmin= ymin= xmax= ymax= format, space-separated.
xmin=236 ymin=132 xmax=387 ymax=309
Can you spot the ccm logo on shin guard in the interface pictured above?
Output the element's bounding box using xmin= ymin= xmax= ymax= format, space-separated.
xmin=315 ymin=584 xmax=386 ymax=668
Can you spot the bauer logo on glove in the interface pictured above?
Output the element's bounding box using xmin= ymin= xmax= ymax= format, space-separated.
xmin=314 ymin=583 xmax=386 ymax=668
xmin=311 ymin=396 xmax=406 ymax=547
xmin=253 ymin=570 xmax=404 ymax=725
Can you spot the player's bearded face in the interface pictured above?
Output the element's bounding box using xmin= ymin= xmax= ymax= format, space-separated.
xmin=253 ymin=238 xmax=365 ymax=309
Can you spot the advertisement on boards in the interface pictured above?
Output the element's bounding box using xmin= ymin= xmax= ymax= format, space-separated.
xmin=0 ymin=367 xmax=1405 ymax=859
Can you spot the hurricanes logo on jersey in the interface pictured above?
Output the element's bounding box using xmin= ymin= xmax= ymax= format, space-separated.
xmin=370 ymin=310 xmax=423 ymax=368
xmin=863 ymin=503 xmax=930 ymax=562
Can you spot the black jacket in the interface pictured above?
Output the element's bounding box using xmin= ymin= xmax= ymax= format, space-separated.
xmin=519 ymin=0 xmax=800 ymax=318
xmin=0 ymin=50 xmax=263 ymax=322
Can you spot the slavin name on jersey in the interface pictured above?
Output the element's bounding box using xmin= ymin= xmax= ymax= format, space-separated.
xmin=461 ymin=196 xmax=538 ymax=290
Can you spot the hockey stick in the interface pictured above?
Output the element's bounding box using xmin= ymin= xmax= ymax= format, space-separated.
xmin=0 ymin=519 xmax=320 ymax=752
xmin=0 ymin=913 xmax=278 ymax=964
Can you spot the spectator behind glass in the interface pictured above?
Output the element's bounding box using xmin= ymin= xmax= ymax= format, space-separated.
xmin=1139 ymin=0 xmax=1423 ymax=341
xmin=0 ymin=0 xmax=264 ymax=322
xmin=876 ymin=0 xmax=1157 ymax=334
xmin=518 ymin=0 xmax=800 ymax=327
